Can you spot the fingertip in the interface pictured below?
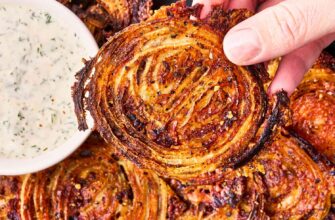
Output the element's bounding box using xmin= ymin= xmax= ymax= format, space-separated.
xmin=200 ymin=3 xmax=212 ymax=19
xmin=267 ymin=60 xmax=300 ymax=96
xmin=268 ymin=78 xmax=296 ymax=96
xmin=268 ymin=59 xmax=307 ymax=96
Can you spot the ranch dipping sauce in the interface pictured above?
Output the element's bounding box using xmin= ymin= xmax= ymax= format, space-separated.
xmin=0 ymin=4 xmax=89 ymax=158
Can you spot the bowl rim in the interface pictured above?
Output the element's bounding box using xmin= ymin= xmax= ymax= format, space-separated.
xmin=0 ymin=0 xmax=98 ymax=175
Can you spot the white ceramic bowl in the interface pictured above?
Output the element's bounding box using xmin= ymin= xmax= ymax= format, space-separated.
xmin=0 ymin=0 xmax=98 ymax=175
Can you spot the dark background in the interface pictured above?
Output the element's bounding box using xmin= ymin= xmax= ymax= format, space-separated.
xmin=153 ymin=0 xmax=335 ymax=56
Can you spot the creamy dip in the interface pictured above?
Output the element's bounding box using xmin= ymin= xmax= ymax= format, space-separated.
xmin=0 ymin=4 xmax=89 ymax=158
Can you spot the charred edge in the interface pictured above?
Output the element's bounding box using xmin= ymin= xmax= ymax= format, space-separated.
xmin=313 ymin=52 xmax=335 ymax=72
xmin=326 ymin=207 xmax=335 ymax=219
xmin=228 ymin=65 xmax=269 ymax=168
xmin=118 ymin=164 xmax=134 ymax=202
xmin=155 ymin=1 xmax=203 ymax=20
xmin=233 ymin=91 xmax=289 ymax=168
xmin=247 ymin=64 xmax=270 ymax=84
xmin=167 ymin=194 xmax=191 ymax=220
xmin=289 ymin=130 xmax=335 ymax=167
xmin=203 ymin=8 xmax=253 ymax=36
xmin=247 ymin=65 xmax=269 ymax=123
xmin=96 ymin=0 xmax=131 ymax=28
xmin=72 ymin=59 xmax=94 ymax=131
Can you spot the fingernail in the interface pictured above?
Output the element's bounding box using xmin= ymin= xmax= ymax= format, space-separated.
xmin=224 ymin=29 xmax=261 ymax=64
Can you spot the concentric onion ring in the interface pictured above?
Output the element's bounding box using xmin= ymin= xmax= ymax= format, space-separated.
xmin=73 ymin=2 xmax=289 ymax=182
xmin=0 ymin=136 xmax=171 ymax=219
xmin=250 ymin=129 xmax=333 ymax=219
xmin=166 ymin=128 xmax=334 ymax=219
xmin=290 ymin=52 xmax=335 ymax=164
xmin=58 ymin=0 xmax=152 ymax=45
xmin=0 ymin=134 xmax=334 ymax=218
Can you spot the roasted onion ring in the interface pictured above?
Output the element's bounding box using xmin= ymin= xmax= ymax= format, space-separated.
xmin=166 ymin=128 xmax=334 ymax=219
xmin=290 ymin=52 xmax=335 ymax=164
xmin=58 ymin=0 xmax=152 ymax=46
xmin=73 ymin=2 xmax=289 ymax=182
xmin=0 ymin=135 xmax=333 ymax=219
xmin=251 ymin=129 xmax=333 ymax=219
xmin=0 ymin=136 xmax=171 ymax=219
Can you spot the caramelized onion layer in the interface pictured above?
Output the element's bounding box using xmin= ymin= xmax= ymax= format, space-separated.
xmin=291 ymin=53 xmax=335 ymax=163
xmin=58 ymin=0 xmax=152 ymax=45
xmin=0 ymin=136 xmax=171 ymax=219
xmin=0 ymin=132 xmax=333 ymax=219
xmin=251 ymin=130 xmax=333 ymax=219
xmin=1 ymin=3 xmax=334 ymax=219
xmin=167 ymin=129 xmax=334 ymax=219
xmin=169 ymin=171 xmax=268 ymax=219
xmin=73 ymin=2 xmax=289 ymax=182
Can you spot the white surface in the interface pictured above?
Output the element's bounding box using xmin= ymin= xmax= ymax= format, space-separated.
xmin=0 ymin=0 xmax=98 ymax=175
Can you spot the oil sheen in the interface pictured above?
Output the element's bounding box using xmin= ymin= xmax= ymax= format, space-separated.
xmin=0 ymin=4 xmax=88 ymax=158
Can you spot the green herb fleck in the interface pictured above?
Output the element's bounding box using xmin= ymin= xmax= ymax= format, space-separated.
xmin=45 ymin=13 xmax=52 ymax=24
xmin=18 ymin=112 xmax=25 ymax=120
xmin=37 ymin=44 xmax=45 ymax=56
xmin=51 ymin=113 xmax=57 ymax=123
xmin=31 ymin=12 xmax=36 ymax=19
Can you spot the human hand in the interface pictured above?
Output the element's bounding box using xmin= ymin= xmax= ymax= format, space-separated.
xmin=192 ymin=0 xmax=335 ymax=95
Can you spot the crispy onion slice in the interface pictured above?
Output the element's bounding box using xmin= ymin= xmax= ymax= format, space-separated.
xmin=0 ymin=136 xmax=171 ymax=219
xmin=0 ymin=177 xmax=21 ymax=219
xmin=251 ymin=129 xmax=333 ymax=219
xmin=290 ymin=52 xmax=335 ymax=164
xmin=168 ymin=171 xmax=268 ymax=219
xmin=0 ymin=135 xmax=333 ymax=218
xmin=58 ymin=0 xmax=152 ymax=45
xmin=166 ymin=129 xmax=334 ymax=219
xmin=73 ymin=2 xmax=289 ymax=181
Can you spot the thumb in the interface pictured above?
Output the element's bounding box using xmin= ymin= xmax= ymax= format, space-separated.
xmin=223 ymin=0 xmax=335 ymax=65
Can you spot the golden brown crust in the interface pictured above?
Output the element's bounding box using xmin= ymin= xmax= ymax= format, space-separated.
xmin=0 ymin=177 xmax=21 ymax=219
xmin=168 ymin=172 xmax=268 ymax=219
xmin=290 ymin=52 xmax=335 ymax=163
xmin=251 ymin=130 xmax=333 ymax=219
xmin=73 ymin=2 xmax=289 ymax=182
xmin=165 ymin=128 xmax=333 ymax=219
xmin=0 ymin=135 xmax=172 ymax=219
xmin=1 ymin=132 xmax=333 ymax=219
xmin=58 ymin=0 xmax=152 ymax=46
xmin=1 ymin=2 xmax=333 ymax=219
